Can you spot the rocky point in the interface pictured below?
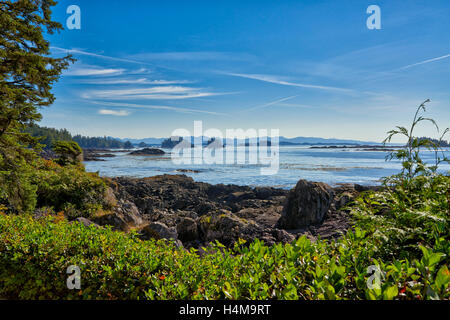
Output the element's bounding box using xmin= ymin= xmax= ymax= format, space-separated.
xmin=82 ymin=174 xmax=377 ymax=248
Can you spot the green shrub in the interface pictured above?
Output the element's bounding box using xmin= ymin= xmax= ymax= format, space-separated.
xmin=52 ymin=140 xmax=83 ymax=166
xmin=350 ymin=101 xmax=449 ymax=261
xmin=31 ymin=158 xmax=109 ymax=219
xmin=383 ymin=99 xmax=449 ymax=181
xmin=351 ymin=174 xmax=449 ymax=260
xmin=0 ymin=214 xmax=447 ymax=300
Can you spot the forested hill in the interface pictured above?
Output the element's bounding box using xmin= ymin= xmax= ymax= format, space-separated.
xmin=417 ymin=137 xmax=450 ymax=147
xmin=25 ymin=124 xmax=132 ymax=149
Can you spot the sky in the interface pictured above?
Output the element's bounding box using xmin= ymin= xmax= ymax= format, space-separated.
xmin=42 ymin=0 xmax=450 ymax=142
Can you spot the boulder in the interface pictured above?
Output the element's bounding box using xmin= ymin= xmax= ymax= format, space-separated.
xmin=236 ymin=206 xmax=282 ymax=228
xmin=254 ymin=187 xmax=274 ymax=200
xmin=93 ymin=200 xmax=143 ymax=231
xmin=226 ymin=191 xmax=255 ymax=203
xmin=104 ymin=187 xmax=118 ymax=208
xmin=140 ymin=221 xmax=178 ymax=241
xmin=276 ymin=180 xmax=334 ymax=229
xmin=176 ymin=217 xmax=199 ymax=242
xmin=272 ymin=229 xmax=296 ymax=243
xmin=198 ymin=212 xmax=264 ymax=246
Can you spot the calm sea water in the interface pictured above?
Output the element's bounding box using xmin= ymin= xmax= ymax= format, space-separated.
xmin=84 ymin=146 xmax=450 ymax=189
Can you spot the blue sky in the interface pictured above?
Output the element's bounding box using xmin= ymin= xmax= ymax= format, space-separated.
xmin=43 ymin=0 xmax=450 ymax=142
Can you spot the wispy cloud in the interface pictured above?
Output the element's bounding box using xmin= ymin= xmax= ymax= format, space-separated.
xmin=291 ymin=43 xmax=411 ymax=85
xmin=51 ymin=46 xmax=153 ymax=66
xmin=398 ymin=53 xmax=450 ymax=70
xmin=246 ymin=95 xmax=299 ymax=111
xmin=221 ymin=72 xmax=353 ymax=93
xmin=277 ymin=102 xmax=314 ymax=109
xmin=128 ymin=68 xmax=153 ymax=74
xmin=327 ymin=95 xmax=433 ymax=115
xmin=82 ymin=78 xmax=195 ymax=85
xmin=98 ymin=109 xmax=130 ymax=116
xmin=65 ymin=67 xmax=125 ymax=76
xmin=82 ymin=86 xmax=226 ymax=100
xmin=92 ymin=101 xmax=227 ymax=116
xmin=129 ymin=51 xmax=256 ymax=62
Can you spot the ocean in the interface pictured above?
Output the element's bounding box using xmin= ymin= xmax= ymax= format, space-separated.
xmin=84 ymin=146 xmax=450 ymax=189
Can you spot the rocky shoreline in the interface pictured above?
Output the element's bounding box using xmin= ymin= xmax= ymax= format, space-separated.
xmin=76 ymin=174 xmax=380 ymax=249
xmin=83 ymin=148 xmax=133 ymax=161
xmin=83 ymin=147 xmax=167 ymax=161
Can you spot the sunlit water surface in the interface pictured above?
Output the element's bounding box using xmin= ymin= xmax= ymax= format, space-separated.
xmin=84 ymin=146 xmax=450 ymax=189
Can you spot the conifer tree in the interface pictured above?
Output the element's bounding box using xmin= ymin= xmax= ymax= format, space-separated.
xmin=0 ymin=0 xmax=73 ymax=211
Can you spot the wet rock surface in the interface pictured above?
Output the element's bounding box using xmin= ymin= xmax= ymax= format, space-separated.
xmin=95 ymin=174 xmax=372 ymax=248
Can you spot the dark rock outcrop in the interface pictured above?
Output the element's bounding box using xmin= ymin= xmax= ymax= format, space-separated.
xmin=138 ymin=222 xmax=183 ymax=247
xmin=89 ymin=174 xmax=375 ymax=248
xmin=176 ymin=217 xmax=198 ymax=242
xmin=276 ymin=180 xmax=334 ymax=229
xmin=106 ymin=175 xmax=290 ymax=247
xmin=175 ymin=169 xmax=202 ymax=173
xmin=83 ymin=149 xmax=117 ymax=161
xmin=140 ymin=221 xmax=177 ymax=240
xmin=92 ymin=199 xmax=143 ymax=231
xmin=128 ymin=148 xmax=165 ymax=156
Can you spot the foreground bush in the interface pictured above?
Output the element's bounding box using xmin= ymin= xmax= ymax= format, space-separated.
xmin=31 ymin=158 xmax=109 ymax=219
xmin=0 ymin=214 xmax=447 ymax=300
xmin=351 ymin=174 xmax=449 ymax=261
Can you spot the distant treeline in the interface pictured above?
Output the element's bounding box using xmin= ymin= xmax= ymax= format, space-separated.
xmin=417 ymin=137 xmax=450 ymax=147
xmin=25 ymin=125 xmax=132 ymax=149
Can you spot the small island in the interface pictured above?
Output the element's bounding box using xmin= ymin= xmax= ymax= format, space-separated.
xmin=128 ymin=148 xmax=166 ymax=156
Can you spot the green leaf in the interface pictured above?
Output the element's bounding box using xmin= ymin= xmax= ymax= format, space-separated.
xmin=435 ymin=265 xmax=450 ymax=289
xmin=382 ymin=285 xmax=398 ymax=300
xmin=428 ymin=253 xmax=444 ymax=267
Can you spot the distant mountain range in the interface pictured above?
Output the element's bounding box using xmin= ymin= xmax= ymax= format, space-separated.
xmin=278 ymin=136 xmax=380 ymax=145
xmin=112 ymin=137 xmax=166 ymax=145
xmin=26 ymin=125 xmax=409 ymax=150
xmin=113 ymin=136 xmax=382 ymax=146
